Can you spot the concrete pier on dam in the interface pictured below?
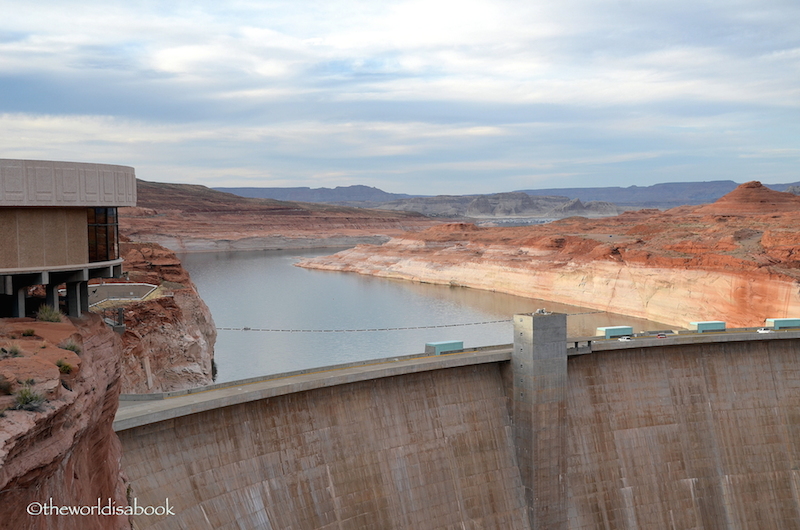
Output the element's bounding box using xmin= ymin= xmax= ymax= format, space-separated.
xmin=115 ymin=317 xmax=800 ymax=529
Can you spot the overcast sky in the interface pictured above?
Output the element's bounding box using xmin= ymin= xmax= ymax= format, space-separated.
xmin=1 ymin=1 xmax=798 ymax=194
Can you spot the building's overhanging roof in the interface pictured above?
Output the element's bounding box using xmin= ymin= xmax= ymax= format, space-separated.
xmin=0 ymin=159 xmax=136 ymax=207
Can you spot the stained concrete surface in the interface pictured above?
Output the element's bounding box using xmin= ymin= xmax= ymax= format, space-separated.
xmin=117 ymin=331 xmax=800 ymax=529
xmin=118 ymin=364 xmax=528 ymax=529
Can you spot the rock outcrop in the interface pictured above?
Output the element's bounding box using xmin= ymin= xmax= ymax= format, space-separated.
xmin=544 ymin=198 xmax=622 ymax=218
xmin=0 ymin=315 xmax=128 ymax=530
xmin=116 ymin=242 xmax=217 ymax=393
xmin=299 ymin=182 xmax=800 ymax=328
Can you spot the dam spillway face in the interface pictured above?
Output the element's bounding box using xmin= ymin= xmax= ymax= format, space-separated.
xmin=565 ymin=340 xmax=800 ymax=529
xmin=118 ymin=320 xmax=800 ymax=529
xmin=118 ymin=365 xmax=529 ymax=529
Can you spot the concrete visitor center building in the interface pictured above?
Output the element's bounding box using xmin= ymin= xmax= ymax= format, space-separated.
xmin=0 ymin=158 xmax=136 ymax=318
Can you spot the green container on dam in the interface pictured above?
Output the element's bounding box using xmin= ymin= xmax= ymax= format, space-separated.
xmin=689 ymin=321 xmax=726 ymax=333
xmin=766 ymin=318 xmax=800 ymax=330
xmin=596 ymin=326 xmax=633 ymax=339
xmin=425 ymin=341 xmax=464 ymax=355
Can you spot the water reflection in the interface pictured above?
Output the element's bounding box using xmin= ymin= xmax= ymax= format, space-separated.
xmin=179 ymin=249 xmax=671 ymax=383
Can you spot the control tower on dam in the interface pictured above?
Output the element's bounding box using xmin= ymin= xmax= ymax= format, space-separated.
xmin=115 ymin=315 xmax=800 ymax=529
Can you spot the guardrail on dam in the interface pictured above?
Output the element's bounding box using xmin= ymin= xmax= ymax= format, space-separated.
xmin=115 ymin=315 xmax=800 ymax=529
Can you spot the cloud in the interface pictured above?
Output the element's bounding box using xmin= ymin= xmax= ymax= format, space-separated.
xmin=0 ymin=0 xmax=799 ymax=193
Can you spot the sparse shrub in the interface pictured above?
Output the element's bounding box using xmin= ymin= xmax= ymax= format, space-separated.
xmin=59 ymin=339 xmax=82 ymax=355
xmin=24 ymin=378 xmax=35 ymax=386
xmin=0 ymin=375 xmax=12 ymax=395
xmin=13 ymin=385 xmax=45 ymax=412
xmin=0 ymin=408 xmax=6 ymax=417
xmin=56 ymin=359 xmax=73 ymax=374
xmin=21 ymin=329 xmax=35 ymax=337
xmin=36 ymin=305 xmax=63 ymax=323
xmin=0 ymin=344 xmax=22 ymax=359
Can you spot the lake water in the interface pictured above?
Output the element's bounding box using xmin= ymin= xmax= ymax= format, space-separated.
xmin=179 ymin=249 xmax=671 ymax=383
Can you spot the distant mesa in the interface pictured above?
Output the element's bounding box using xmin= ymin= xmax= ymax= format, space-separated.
xmin=120 ymin=180 xmax=440 ymax=253
xmin=371 ymin=192 xmax=626 ymax=219
xmin=217 ymin=179 xmax=800 ymax=218
xmin=516 ymin=180 xmax=745 ymax=208
xmin=212 ymin=185 xmax=416 ymax=206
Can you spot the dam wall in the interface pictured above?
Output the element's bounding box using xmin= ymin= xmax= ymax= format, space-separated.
xmin=566 ymin=339 xmax=800 ymax=529
xmin=117 ymin=354 xmax=529 ymax=529
xmin=116 ymin=327 xmax=800 ymax=529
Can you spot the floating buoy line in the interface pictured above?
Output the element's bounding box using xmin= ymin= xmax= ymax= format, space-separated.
xmin=216 ymin=311 xmax=601 ymax=333
xmin=216 ymin=319 xmax=511 ymax=333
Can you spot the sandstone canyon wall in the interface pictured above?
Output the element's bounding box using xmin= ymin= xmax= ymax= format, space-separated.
xmin=0 ymin=315 xmax=128 ymax=530
xmin=117 ymin=242 xmax=217 ymax=393
xmin=298 ymin=183 xmax=800 ymax=328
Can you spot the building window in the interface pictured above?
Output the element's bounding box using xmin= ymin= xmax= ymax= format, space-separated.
xmin=87 ymin=207 xmax=119 ymax=262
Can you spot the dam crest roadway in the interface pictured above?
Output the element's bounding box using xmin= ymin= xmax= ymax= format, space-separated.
xmin=115 ymin=325 xmax=798 ymax=430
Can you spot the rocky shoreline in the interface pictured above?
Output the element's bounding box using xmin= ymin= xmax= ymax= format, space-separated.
xmin=135 ymin=234 xmax=392 ymax=253
xmin=298 ymin=182 xmax=800 ymax=329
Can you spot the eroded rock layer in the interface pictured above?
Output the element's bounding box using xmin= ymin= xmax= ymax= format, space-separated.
xmin=0 ymin=315 xmax=128 ymax=530
xmin=299 ymin=182 xmax=800 ymax=328
xmin=117 ymin=242 xmax=217 ymax=393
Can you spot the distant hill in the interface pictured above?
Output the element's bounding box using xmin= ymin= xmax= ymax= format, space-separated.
xmin=120 ymin=180 xmax=440 ymax=251
xmin=213 ymin=185 xmax=415 ymax=205
xmin=517 ymin=181 xmax=800 ymax=208
xmin=215 ymin=180 xmax=800 ymax=215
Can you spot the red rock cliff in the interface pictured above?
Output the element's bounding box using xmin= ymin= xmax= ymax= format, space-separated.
xmin=0 ymin=315 xmax=128 ymax=530
xmin=116 ymin=242 xmax=217 ymax=393
xmin=298 ymin=183 xmax=800 ymax=328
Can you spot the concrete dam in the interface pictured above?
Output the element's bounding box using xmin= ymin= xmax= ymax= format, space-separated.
xmin=115 ymin=314 xmax=800 ymax=529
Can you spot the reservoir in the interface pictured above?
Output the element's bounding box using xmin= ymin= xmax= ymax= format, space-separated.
xmin=179 ymin=248 xmax=671 ymax=383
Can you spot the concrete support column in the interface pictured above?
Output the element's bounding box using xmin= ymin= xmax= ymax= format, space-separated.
xmin=45 ymin=283 xmax=59 ymax=309
xmin=65 ymin=281 xmax=82 ymax=317
xmin=13 ymin=286 xmax=26 ymax=318
xmin=512 ymin=312 xmax=568 ymax=530
xmin=79 ymin=281 xmax=89 ymax=313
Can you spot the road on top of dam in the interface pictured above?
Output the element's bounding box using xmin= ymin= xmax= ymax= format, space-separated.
xmin=115 ymin=327 xmax=800 ymax=433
